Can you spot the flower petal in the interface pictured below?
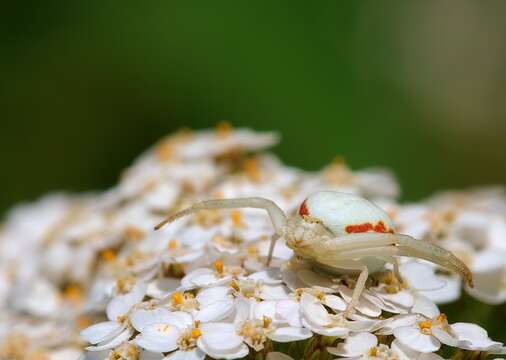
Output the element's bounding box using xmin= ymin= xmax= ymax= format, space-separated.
xmin=323 ymin=294 xmax=346 ymax=311
xmin=196 ymin=286 xmax=231 ymax=306
xmin=130 ymin=308 xmax=175 ymax=332
xmin=339 ymin=286 xmax=381 ymax=317
xmin=135 ymin=323 xmax=181 ymax=353
xmin=247 ymin=268 xmax=282 ymax=285
xmin=400 ymin=262 xmax=446 ymax=291
xmin=106 ymin=283 xmax=147 ymax=321
xmin=196 ymin=300 xmax=234 ymax=323
xmin=86 ymin=327 xmax=133 ymax=351
xmin=267 ymin=327 xmax=312 ymax=342
xmin=393 ymin=326 xmax=440 ymax=353
xmin=162 ymin=349 xmax=206 ymax=360
xmin=275 ymin=300 xmax=302 ymax=327
xmin=327 ymin=332 xmax=377 ymax=357
xmin=420 ymin=275 xmax=461 ymax=305
xmin=260 ymin=285 xmax=290 ymax=300
xmin=411 ymin=294 xmax=440 ymax=319
xmin=300 ymin=293 xmax=331 ymax=327
xmin=147 ymin=278 xmax=180 ymax=299
xmin=198 ymin=323 xmax=244 ymax=355
xmin=80 ymin=321 xmax=123 ymax=345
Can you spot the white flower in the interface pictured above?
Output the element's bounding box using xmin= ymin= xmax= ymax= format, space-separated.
xmin=466 ymin=248 xmax=506 ymax=304
xmin=196 ymin=322 xmax=249 ymax=359
xmin=14 ymin=277 xmax=62 ymax=318
xmin=132 ymin=309 xmax=205 ymax=359
xmin=327 ymin=333 xmax=444 ymax=360
xmin=80 ymin=281 xmax=146 ymax=351
xmin=79 ymin=345 xmax=163 ymax=360
xmin=195 ymin=286 xmax=234 ymax=322
xmin=159 ymin=127 xmax=279 ymax=161
xmin=3 ymin=126 xmax=506 ymax=360
xmin=146 ymin=278 xmax=180 ymax=300
xmin=299 ymin=292 xmax=369 ymax=337
xmin=251 ymin=299 xmax=312 ymax=343
xmin=179 ymin=261 xmax=243 ymax=290
xmin=393 ymin=295 xmax=506 ymax=354
xmin=431 ymin=323 xmax=506 ymax=354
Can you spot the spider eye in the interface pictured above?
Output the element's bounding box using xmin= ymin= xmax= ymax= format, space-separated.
xmin=299 ymin=199 xmax=309 ymax=216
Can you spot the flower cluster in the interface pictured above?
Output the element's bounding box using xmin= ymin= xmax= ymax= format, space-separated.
xmin=0 ymin=124 xmax=504 ymax=360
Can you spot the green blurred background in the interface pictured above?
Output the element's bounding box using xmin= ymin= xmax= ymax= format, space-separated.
xmin=1 ymin=0 xmax=505 ymax=343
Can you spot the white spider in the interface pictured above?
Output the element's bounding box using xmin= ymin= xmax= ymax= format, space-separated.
xmin=155 ymin=191 xmax=473 ymax=319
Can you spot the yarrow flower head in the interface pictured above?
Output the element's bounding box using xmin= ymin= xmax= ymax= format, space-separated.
xmin=0 ymin=125 xmax=504 ymax=359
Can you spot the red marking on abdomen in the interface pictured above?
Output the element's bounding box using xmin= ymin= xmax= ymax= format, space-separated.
xmin=299 ymin=199 xmax=309 ymax=217
xmin=345 ymin=222 xmax=373 ymax=233
xmin=374 ymin=221 xmax=389 ymax=233
xmin=346 ymin=220 xmax=394 ymax=234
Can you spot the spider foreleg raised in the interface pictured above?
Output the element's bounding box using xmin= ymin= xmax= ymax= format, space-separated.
xmin=154 ymin=197 xmax=287 ymax=234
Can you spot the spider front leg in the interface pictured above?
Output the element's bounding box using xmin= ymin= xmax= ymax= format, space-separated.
xmin=337 ymin=260 xmax=369 ymax=319
xmin=267 ymin=233 xmax=281 ymax=266
xmin=154 ymin=197 xmax=288 ymax=265
xmin=312 ymin=259 xmax=369 ymax=321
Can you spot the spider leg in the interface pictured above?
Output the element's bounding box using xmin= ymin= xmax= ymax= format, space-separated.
xmin=392 ymin=257 xmax=404 ymax=285
xmin=346 ymin=263 xmax=368 ymax=318
xmin=368 ymin=255 xmax=404 ymax=285
xmin=315 ymin=259 xmax=368 ymax=318
xmin=312 ymin=233 xmax=473 ymax=288
xmin=266 ymin=233 xmax=280 ymax=266
xmin=154 ymin=197 xmax=288 ymax=263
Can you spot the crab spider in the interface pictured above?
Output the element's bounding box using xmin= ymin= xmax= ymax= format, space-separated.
xmin=155 ymin=191 xmax=473 ymax=318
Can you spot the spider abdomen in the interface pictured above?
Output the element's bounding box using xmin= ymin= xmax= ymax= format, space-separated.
xmin=299 ymin=191 xmax=395 ymax=236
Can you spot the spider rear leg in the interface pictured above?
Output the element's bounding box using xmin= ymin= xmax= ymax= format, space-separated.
xmin=313 ymin=233 xmax=473 ymax=288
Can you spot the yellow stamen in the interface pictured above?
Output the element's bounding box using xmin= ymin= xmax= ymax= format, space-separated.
xmin=369 ymin=347 xmax=378 ymax=356
xmin=116 ymin=314 xmax=128 ymax=324
xmin=262 ymin=316 xmax=272 ymax=328
xmin=216 ymin=121 xmax=232 ymax=137
xmin=244 ymin=157 xmax=260 ymax=181
xmin=419 ymin=320 xmax=432 ymax=329
xmin=100 ymin=249 xmax=116 ymax=262
xmin=385 ymin=285 xmax=398 ymax=294
xmin=434 ymin=313 xmax=450 ymax=331
xmin=172 ymin=292 xmax=184 ymax=305
xmin=155 ymin=142 xmax=174 ymax=161
xmin=77 ymin=315 xmax=91 ymax=329
xmin=191 ymin=328 xmax=201 ymax=339
xmin=231 ymin=210 xmax=242 ymax=227
xmin=116 ymin=276 xmax=136 ymax=294
xmin=212 ymin=235 xmax=227 ymax=245
xmin=168 ymin=239 xmax=178 ymax=250
xmin=247 ymin=245 xmax=258 ymax=255
xmin=124 ymin=226 xmax=145 ymax=241
xmin=436 ymin=313 xmax=447 ymax=323
xmin=419 ymin=320 xmax=433 ymax=335
xmin=230 ymin=279 xmax=240 ymax=292
xmin=127 ymin=346 xmax=139 ymax=357
xmin=214 ymin=260 xmax=224 ymax=273
xmin=61 ymin=284 xmax=83 ymax=302
xmin=154 ymin=323 xmax=170 ymax=332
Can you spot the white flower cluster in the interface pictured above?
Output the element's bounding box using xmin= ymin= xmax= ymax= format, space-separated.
xmin=0 ymin=124 xmax=504 ymax=360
